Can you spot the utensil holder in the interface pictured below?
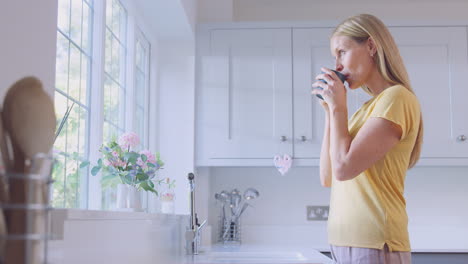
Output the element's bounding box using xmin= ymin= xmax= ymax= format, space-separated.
xmin=1 ymin=154 xmax=54 ymax=264
xmin=218 ymin=215 xmax=241 ymax=245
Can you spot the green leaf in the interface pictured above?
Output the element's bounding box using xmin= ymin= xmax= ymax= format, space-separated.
xmin=124 ymin=152 xmax=139 ymax=164
xmin=80 ymin=161 xmax=90 ymax=168
xmin=91 ymin=166 xmax=101 ymax=176
xmin=140 ymin=181 xmax=157 ymax=194
xmin=122 ymin=175 xmax=133 ymax=185
xmin=147 ymin=163 xmax=155 ymax=168
xmin=141 ymin=154 xmax=147 ymax=162
xmin=98 ymin=158 xmax=103 ymax=167
xmin=136 ymin=173 xmax=149 ymax=182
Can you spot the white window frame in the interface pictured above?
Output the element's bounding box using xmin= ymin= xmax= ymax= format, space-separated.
xmin=54 ymin=0 xmax=95 ymax=209
xmin=86 ymin=0 xmax=153 ymax=210
xmin=133 ymin=27 xmax=151 ymax=150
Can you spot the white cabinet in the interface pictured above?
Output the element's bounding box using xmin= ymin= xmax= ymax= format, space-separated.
xmin=196 ymin=25 xmax=468 ymax=166
xmin=389 ymin=27 xmax=468 ymax=162
xmin=196 ymin=28 xmax=293 ymax=165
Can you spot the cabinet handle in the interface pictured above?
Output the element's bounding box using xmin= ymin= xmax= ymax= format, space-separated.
xmin=281 ymin=136 xmax=287 ymax=142
xmin=300 ymin=136 xmax=307 ymax=142
xmin=457 ymin=135 xmax=466 ymax=142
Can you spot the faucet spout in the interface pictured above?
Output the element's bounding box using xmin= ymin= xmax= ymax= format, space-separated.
xmin=186 ymin=172 xmax=205 ymax=255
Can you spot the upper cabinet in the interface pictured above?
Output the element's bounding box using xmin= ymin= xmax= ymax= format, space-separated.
xmin=196 ymin=29 xmax=293 ymax=165
xmin=196 ymin=25 xmax=468 ymax=166
xmin=389 ymin=27 xmax=468 ymax=163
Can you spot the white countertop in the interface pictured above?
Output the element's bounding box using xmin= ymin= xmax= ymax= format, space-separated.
xmin=177 ymin=244 xmax=333 ymax=264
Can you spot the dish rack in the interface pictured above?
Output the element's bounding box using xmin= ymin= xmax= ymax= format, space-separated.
xmin=1 ymin=153 xmax=54 ymax=264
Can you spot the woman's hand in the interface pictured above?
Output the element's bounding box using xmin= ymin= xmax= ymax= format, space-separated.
xmin=312 ymin=67 xmax=347 ymax=111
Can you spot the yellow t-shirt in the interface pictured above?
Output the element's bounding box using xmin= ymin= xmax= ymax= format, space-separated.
xmin=327 ymin=85 xmax=421 ymax=252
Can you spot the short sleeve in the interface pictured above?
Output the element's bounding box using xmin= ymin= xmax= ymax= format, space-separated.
xmin=369 ymin=86 xmax=420 ymax=140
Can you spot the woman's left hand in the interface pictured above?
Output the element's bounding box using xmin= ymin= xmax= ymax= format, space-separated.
xmin=311 ymin=67 xmax=348 ymax=111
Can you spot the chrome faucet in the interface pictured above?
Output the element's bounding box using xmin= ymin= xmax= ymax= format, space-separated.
xmin=186 ymin=172 xmax=206 ymax=255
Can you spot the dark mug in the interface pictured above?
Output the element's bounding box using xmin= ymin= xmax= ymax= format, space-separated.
xmin=314 ymin=70 xmax=347 ymax=100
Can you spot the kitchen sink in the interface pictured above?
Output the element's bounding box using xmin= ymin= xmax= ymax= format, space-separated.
xmin=189 ymin=246 xmax=333 ymax=264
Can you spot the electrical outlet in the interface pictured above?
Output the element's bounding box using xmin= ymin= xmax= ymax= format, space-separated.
xmin=306 ymin=206 xmax=329 ymax=221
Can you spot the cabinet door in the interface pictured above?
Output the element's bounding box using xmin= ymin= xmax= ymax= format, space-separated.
xmin=198 ymin=28 xmax=293 ymax=162
xmin=293 ymin=28 xmax=369 ymax=159
xmin=390 ymin=27 xmax=468 ymax=159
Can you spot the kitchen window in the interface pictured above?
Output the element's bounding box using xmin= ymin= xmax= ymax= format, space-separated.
xmin=133 ymin=29 xmax=150 ymax=150
xmin=53 ymin=0 xmax=152 ymax=210
xmin=102 ymin=0 xmax=127 ymax=143
xmin=53 ymin=0 xmax=93 ymax=209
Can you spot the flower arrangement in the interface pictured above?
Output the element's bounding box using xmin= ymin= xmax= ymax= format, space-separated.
xmin=86 ymin=132 xmax=165 ymax=194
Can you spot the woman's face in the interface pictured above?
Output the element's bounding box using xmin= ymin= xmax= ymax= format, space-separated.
xmin=330 ymin=35 xmax=375 ymax=89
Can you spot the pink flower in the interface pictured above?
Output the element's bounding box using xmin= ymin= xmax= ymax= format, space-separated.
xmin=119 ymin=132 xmax=140 ymax=149
xmin=139 ymin=150 xmax=156 ymax=164
xmin=111 ymin=159 xmax=126 ymax=168
xmin=112 ymin=151 xmax=119 ymax=157
xmin=136 ymin=150 xmax=156 ymax=169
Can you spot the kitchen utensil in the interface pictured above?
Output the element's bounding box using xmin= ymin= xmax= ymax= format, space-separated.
xmin=243 ymin=188 xmax=260 ymax=200
xmin=2 ymin=76 xmax=56 ymax=264
xmin=0 ymin=110 xmax=12 ymax=173
xmin=230 ymin=193 xmax=241 ymax=215
xmin=0 ymin=110 xmax=12 ymax=260
xmin=234 ymin=202 xmax=251 ymax=220
xmin=2 ymin=76 xmax=56 ymax=173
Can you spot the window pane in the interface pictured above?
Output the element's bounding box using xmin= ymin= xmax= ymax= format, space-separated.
xmin=54 ymin=92 xmax=69 ymax=153
xmin=103 ymin=75 xmax=121 ymax=125
xmin=135 ymin=39 xmax=143 ymax=71
xmin=52 ymin=154 xmax=66 ymax=208
xmin=79 ymin=55 xmax=90 ymax=105
xmin=102 ymin=0 xmax=127 ymax=210
xmin=82 ymin=2 xmax=92 ymax=53
xmin=57 ymin=0 xmax=70 ymax=35
xmin=70 ymin=0 xmax=83 ymax=45
xmin=134 ymin=32 xmax=149 ymax=149
xmin=135 ymin=70 xmax=145 ymax=106
xmin=64 ymin=156 xmax=80 ymax=208
xmin=68 ymin=44 xmax=82 ymax=101
xmin=135 ymin=106 xmax=144 ymax=146
xmin=53 ymin=0 xmax=92 ymax=209
xmin=104 ymin=30 xmax=112 ymax=74
xmin=111 ymin=36 xmax=121 ymax=81
xmin=55 ymin=33 xmax=69 ymax=94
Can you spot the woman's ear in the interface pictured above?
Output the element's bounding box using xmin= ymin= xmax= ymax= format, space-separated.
xmin=367 ymin=37 xmax=377 ymax=57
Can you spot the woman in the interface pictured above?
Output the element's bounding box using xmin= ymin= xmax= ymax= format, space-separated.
xmin=312 ymin=14 xmax=423 ymax=264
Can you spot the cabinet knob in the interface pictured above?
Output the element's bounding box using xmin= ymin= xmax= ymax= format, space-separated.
xmin=300 ymin=136 xmax=307 ymax=142
xmin=281 ymin=136 xmax=287 ymax=142
xmin=457 ymin=135 xmax=466 ymax=142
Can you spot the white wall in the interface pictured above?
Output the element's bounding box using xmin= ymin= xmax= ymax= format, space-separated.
xmin=0 ymin=0 xmax=58 ymax=98
xmin=203 ymin=166 xmax=468 ymax=251
xmin=157 ymin=39 xmax=196 ymax=215
xmin=198 ymin=0 xmax=468 ymax=23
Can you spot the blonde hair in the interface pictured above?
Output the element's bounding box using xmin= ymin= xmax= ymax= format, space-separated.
xmin=332 ymin=14 xmax=423 ymax=168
